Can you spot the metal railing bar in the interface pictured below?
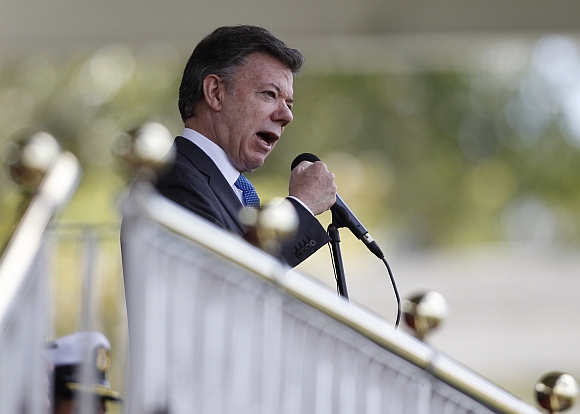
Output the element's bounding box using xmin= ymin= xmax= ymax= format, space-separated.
xmin=125 ymin=180 xmax=540 ymax=414
xmin=0 ymin=152 xmax=81 ymax=330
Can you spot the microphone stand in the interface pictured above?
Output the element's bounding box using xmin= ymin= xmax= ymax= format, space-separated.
xmin=327 ymin=223 xmax=348 ymax=300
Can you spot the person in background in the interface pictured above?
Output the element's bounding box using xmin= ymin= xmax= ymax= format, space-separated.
xmin=44 ymin=331 xmax=121 ymax=414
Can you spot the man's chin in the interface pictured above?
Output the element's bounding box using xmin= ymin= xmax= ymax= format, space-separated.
xmin=245 ymin=163 xmax=264 ymax=173
xmin=243 ymin=155 xmax=269 ymax=172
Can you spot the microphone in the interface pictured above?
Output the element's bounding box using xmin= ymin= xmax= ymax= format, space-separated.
xmin=291 ymin=153 xmax=384 ymax=259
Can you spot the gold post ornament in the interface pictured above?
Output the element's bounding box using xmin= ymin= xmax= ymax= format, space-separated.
xmin=6 ymin=131 xmax=61 ymax=192
xmin=535 ymin=372 xmax=579 ymax=413
xmin=402 ymin=291 xmax=448 ymax=341
xmin=112 ymin=121 xmax=175 ymax=178
xmin=239 ymin=197 xmax=298 ymax=256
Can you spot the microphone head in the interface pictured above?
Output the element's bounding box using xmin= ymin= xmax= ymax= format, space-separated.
xmin=291 ymin=153 xmax=320 ymax=171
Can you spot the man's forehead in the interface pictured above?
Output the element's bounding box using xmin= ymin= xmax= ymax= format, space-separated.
xmin=241 ymin=52 xmax=292 ymax=71
xmin=235 ymin=53 xmax=293 ymax=89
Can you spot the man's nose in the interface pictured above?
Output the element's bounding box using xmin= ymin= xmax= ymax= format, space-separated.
xmin=273 ymin=102 xmax=293 ymax=127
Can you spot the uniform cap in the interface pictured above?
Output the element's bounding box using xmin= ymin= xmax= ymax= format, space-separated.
xmin=44 ymin=331 xmax=121 ymax=402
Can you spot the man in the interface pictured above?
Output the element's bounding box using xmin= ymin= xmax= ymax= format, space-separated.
xmin=156 ymin=25 xmax=337 ymax=266
xmin=44 ymin=331 xmax=121 ymax=414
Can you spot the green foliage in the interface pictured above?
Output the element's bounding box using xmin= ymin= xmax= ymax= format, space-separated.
xmin=1 ymin=45 xmax=580 ymax=249
xmin=260 ymin=70 xmax=580 ymax=248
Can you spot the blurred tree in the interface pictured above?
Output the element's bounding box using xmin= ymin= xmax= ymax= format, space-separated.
xmin=1 ymin=38 xmax=580 ymax=251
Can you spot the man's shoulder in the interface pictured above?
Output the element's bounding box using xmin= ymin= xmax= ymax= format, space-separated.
xmin=174 ymin=136 xmax=206 ymax=161
xmin=154 ymin=137 xmax=246 ymax=234
xmin=156 ymin=137 xmax=205 ymax=188
xmin=168 ymin=137 xmax=218 ymax=175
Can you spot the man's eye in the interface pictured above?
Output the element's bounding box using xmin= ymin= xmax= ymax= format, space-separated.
xmin=263 ymin=91 xmax=276 ymax=99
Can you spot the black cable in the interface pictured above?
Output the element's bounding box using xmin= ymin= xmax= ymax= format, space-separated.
xmin=381 ymin=256 xmax=401 ymax=329
xmin=328 ymin=238 xmax=401 ymax=329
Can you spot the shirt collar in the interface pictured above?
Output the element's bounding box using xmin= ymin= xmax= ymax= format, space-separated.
xmin=180 ymin=128 xmax=241 ymax=186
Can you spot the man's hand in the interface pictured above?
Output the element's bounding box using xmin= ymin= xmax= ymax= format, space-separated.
xmin=289 ymin=161 xmax=337 ymax=215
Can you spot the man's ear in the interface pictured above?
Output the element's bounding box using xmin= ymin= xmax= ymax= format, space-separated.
xmin=202 ymin=74 xmax=224 ymax=112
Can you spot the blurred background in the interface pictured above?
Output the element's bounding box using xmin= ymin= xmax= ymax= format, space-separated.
xmin=1 ymin=0 xmax=580 ymax=411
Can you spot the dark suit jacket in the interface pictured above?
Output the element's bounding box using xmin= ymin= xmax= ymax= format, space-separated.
xmin=155 ymin=137 xmax=331 ymax=267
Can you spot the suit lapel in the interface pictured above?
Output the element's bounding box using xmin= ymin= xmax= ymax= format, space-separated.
xmin=210 ymin=176 xmax=247 ymax=234
xmin=175 ymin=137 xmax=246 ymax=234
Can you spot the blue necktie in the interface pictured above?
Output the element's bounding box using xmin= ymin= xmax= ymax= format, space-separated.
xmin=234 ymin=174 xmax=260 ymax=209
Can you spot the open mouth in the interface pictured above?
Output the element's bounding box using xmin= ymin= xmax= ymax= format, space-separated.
xmin=257 ymin=131 xmax=278 ymax=144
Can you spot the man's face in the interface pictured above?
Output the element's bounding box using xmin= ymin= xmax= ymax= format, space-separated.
xmin=212 ymin=53 xmax=294 ymax=172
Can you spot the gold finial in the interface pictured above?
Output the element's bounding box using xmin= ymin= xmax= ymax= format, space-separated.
xmin=112 ymin=121 xmax=174 ymax=179
xmin=6 ymin=131 xmax=61 ymax=192
xmin=536 ymin=372 xmax=579 ymax=413
xmin=239 ymin=197 xmax=298 ymax=256
xmin=403 ymin=291 xmax=448 ymax=341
